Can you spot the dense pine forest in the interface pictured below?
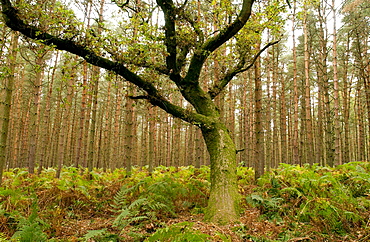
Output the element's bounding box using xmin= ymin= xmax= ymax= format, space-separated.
xmin=0 ymin=0 xmax=369 ymax=175
xmin=0 ymin=0 xmax=369 ymax=240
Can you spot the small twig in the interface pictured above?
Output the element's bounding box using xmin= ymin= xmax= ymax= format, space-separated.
xmin=237 ymin=40 xmax=280 ymax=74
xmin=128 ymin=95 xmax=149 ymax=100
xmin=236 ymin=148 xmax=246 ymax=154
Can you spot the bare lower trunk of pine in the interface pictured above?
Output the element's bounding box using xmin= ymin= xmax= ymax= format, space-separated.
xmin=202 ymin=122 xmax=239 ymax=224
xmin=0 ymin=32 xmax=18 ymax=184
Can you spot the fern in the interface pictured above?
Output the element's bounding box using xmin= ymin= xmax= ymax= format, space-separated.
xmin=128 ymin=215 xmax=150 ymax=224
xmin=112 ymin=176 xmax=191 ymax=229
xmin=280 ymin=187 xmax=303 ymax=199
xmin=11 ymin=212 xmax=48 ymax=242
xmin=145 ymin=222 xmax=211 ymax=242
xmin=111 ymin=181 xmax=144 ymax=211
xmin=113 ymin=209 xmax=132 ymax=228
xmin=110 ymin=186 xmax=129 ymax=211
xmin=82 ymin=229 xmax=120 ymax=242
xmin=246 ymin=194 xmax=283 ymax=221
xmin=252 ymin=162 xmax=370 ymax=234
xmin=0 ymin=233 xmax=9 ymax=242
xmin=82 ymin=229 xmax=107 ymax=241
xmin=129 ymin=197 xmax=149 ymax=210
xmin=112 ymin=187 xmax=173 ymax=228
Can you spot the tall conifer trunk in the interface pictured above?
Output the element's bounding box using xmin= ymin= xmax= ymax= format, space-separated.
xmin=28 ymin=54 xmax=45 ymax=174
xmin=292 ymin=0 xmax=300 ymax=165
xmin=254 ymin=41 xmax=265 ymax=179
xmin=331 ymin=0 xmax=342 ymax=165
xmin=303 ymin=6 xmax=314 ymax=164
xmin=0 ymin=32 xmax=18 ymax=184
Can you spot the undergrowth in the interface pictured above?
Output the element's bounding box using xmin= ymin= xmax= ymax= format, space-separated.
xmin=145 ymin=221 xmax=211 ymax=242
xmin=247 ymin=162 xmax=370 ymax=240
xmin=110 ymin=166 xmax=210 ymax=239
xmin=0 ymin=166 xmax=125 ymax=240
xmin=0 ymin=163 xmax=369 ymax=241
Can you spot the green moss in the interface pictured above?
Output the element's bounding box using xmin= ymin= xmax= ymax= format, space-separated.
xmin=202 ymin=123 xmax=240 ymax=224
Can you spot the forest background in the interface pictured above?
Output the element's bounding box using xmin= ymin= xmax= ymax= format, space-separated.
xmin=0 ymin=0 xmax=370 ymax=240
xmin=0 ymin=0 xmax=369 ymax=181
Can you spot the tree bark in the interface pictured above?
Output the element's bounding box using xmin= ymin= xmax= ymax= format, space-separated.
xmin=113 ymin=80 xmax=123 ymax=169
xmin=148 ymin=106 xmax=157 ymax=173
xmin=124 ymin=84 xmax=135 ymax=175
xmin=292 ymin=0 xmax=300 ymax=165
xmin=0 ymin=32 xmax=18 ymax=184
xmin=303 ymin=7 xmax=314 ymax=164
xmin=27 ymin=53 xmax=45 ymax=174
xmin=342 ymin=35 xmax=351 ymax=163
xmin=254 ymin=41 xmax=265 ymax=179
xmin=202 ymin=121 xmax=239 ymax=224
xmin=331 ymin=0 xmax=342 ymax=165
xmin=38 ymin=51 xmax=59 ymax=173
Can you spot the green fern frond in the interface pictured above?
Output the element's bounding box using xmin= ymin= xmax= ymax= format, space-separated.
xmin=82 ymin=229 xmax=107 ymax=241
xmin=0 ymin=233 xmax=9 ymax=242
xmin=111 ymin=184 xmax=141 ymax=210
xmin=128 ymin=197 xmax=148 ymax=210
xmin=113 ymin=209 xmax=132 ymax=228
xmin=147 ymin=201 xmax=168 ymax=211
xmin=127 ymin=215 xmax=149 ymax=223
xmin=280 ymin=187 xmax=303 ymax=198
xmin=146 ymin=222 xmax=211 ymax=242
xmin=11 ymin=217 xmax=48 ymax=242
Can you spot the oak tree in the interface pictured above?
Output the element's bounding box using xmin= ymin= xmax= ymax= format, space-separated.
xmin=0 ymin=0 xmax=281 ymax=223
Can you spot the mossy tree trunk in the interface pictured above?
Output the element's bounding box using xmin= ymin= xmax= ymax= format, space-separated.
xmin=202 ymin=121 xmax=239 ymax=224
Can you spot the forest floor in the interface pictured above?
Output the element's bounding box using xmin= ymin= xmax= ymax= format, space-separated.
xmin=1 ymin=163 xmax=370 ymax=241
xmin=52 ymin=208 xmax=285 ymax=242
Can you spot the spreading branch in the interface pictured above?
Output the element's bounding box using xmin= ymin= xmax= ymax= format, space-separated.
xmin=156 ymin=0 xmax=178 ymax=75
xmin=182 ymin=0 xmax=255 ymax=87
xmin=208 ymin=40 xmax=280 ymax=99
xmin=0 ymin=0 xmax=209 ymax=126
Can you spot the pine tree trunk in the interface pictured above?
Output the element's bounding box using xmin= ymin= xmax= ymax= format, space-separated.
xmin=166 ymin=115 xmax=172 ymax=167
xmin=356 ymin=87 xmax=365 ymax=161
xmin=332 ymin=0 xmax=342 ymax=165
xmin=148 ymin=106 xmax=156 ymax=173
xmin=75 ymin=62 xmax=88 ymax=167
xmin=271 ymin=47 xmax=278 ymax=167
xmin=303 ymin=8 xmax=314 ymax=164
xmin=124 ymin=84 xmax=135 ymax=175
xmin=56 ymin=65 xmax=75 ymax=177
xmin=0 ymin=32 xmax=18 ymax=184
xmin=28 ymin=54 xmax=45 ymax=174
xmin=279 ymin=60 xmax=288 ymax=165
xmin=292 ymin=0 xmax=300 ymax=165
xmin=87 ymin=65 xmax=100 ymax=173
xmin=103 ymin=78 xmax=113 ymax=170
xmin=113 ymin=81 xmax=123 ymax=169
xmin=195 ymin=128 xmax=203 ymax=168
xmin=254 ymin=42 xmax=265 ymax=179
xmin=38 ymin=51 xmax=59 ymax=174
xmin=342 ymin=35 xmax=351 ymax=163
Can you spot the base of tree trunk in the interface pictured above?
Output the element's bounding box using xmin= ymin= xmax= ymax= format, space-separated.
xmin=204 ymin=183 xmax=240 ymax=224
xmin=202 ymin=125 xmax=240 ymax=224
